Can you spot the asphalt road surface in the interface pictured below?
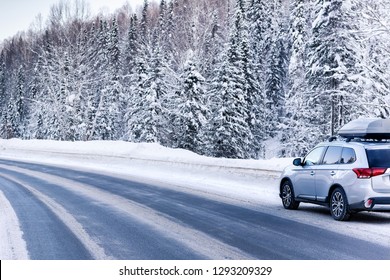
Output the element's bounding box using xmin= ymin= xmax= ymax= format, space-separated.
xmin=1 ymin=159 xmax=390 ymax=260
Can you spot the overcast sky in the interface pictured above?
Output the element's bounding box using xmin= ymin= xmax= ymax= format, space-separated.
xmin=0 ymin=0 xmax=148 ymax=41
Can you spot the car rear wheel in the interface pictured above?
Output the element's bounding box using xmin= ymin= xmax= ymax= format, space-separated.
xmin=330 ymin=187 xmax=351 ymax=221
xmin=281 ymin=181 xmax=300 ymax=210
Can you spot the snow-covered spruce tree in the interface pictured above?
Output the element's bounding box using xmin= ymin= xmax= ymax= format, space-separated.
xmin=30 ymin=32 xmax=63 ymax=140
xmin=16 ymin=65 xmax=29 ymax=138
xmin=61 ymin=51 xmax=76 ymax=141
xmin=140 ymin=0 xmax=150 ymax=40
xmin=263 ymin=0 xmax=289 ymax=141
xmin=306 ymin=0 xmax=367 ymax=137
xmin=82 ymin=22 xmax=103 ymax=141
xmin=107 ymin=17 xmax=123 ymax=139
xmin=163 ymin=0 xmax=176 ymax=63
xmin=70 ymin=22 xmax=97 ymax=142
xmin=124 ymin=0 xmax=161 ymax=143
xmin=280 ymin=0 xmax=315 ymax=157
xmin=247 ymin=0 xmax=283 ymax=157
xmin=125 ymin=49 xmax=161 ymax=143
xmin=4 ymin=66 xmax=26 ymax=139
xmin=150 ymin=38 xmax=178 ymax=146
xmin=239 ymin=2 xmax=264 ymax=158
xmin=357 ymin=0 xmax=390 ymax=118
xmin=123 ymin=14 xmax=139 ymax=77
xmin=201 ymin=11 xmax=226 ymax=80
xmin=28 ymin=62 xmax=46 ymax=140
xmin=175 ymin=56 xmax=207 ymax=153
xmin=207 ymin=0 xmax=253 ymax=159
xmin=0 ymin=52 xmax=5 ymax=100
xmin=27 ymin=55 xmax=43 ymax=140
xmin=158 ymin=0 xmax=168 ymax=44
xmin=0 ymin=52 xmax=6 ymax=124
xmin=93 ymin=19 xmax=116 ymax=140
xmin=247 ymin=0 xmax=270 ymax=88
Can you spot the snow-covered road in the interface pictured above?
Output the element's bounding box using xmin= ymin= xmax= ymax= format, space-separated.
xmin=1 ymin=139 xmax=390 ymax=259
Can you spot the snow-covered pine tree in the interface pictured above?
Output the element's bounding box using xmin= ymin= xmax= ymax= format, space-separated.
xmin=207 ymin=0 xmax=253 ymax=159
xmin=107 ymin=17 xmax=123 ymax=139
xmin=175 ymin=56 xmax=207 ymax=153
xmin=126 ymin=51 xmax=160 ymax=143
xmin=306 ymin=0 xmax=367 ymax=137
xmin=125 ymin=2 xmax=161 ymax=144
xmin=280 ymin=0 xmax=314 ymax=156
xmin=0 ymin=52 xmax=5 ymax=105
xmin=152 ymin=1 xmax=181 ymax=146
xmin=240 ymin=1 xmax=264 ymax=158
xmin=201 ymin=12 xmax=221 ymax=79
xmin=31 ymin=31 xmax=63 ymax=140
xmin=0 ymin=52 xmax=6 ymax=128
xmin=4 ymin=66 xmax=26 ymax=138
xmin=28 ymin=61 xmax=46 ymax=140
xmin=158 ymin=0 xmax=168 ymax=39
xmin=263 ymin=0 xmax=288 ymax=140
xmin=164 ymin=0 xmax=176 ymax=57
xmin=61 ymin=51 xmax=76 ymax=141
xmin=247 ymin=0 xmax=269 ymax=79
xmin=82 ymin=21 xmax=103 ymax=141
xmin=93 ymin=19 xmax=115 ymax=140
xmin=141 ymin=0 xmax=150 ymax=40
xmin=124 ymin=14 xmax=139 ymax=76
xmin=15 ymin=66 xmax=26 ymax=137
xmin=357 ymin=0 xmax=390 ymax=118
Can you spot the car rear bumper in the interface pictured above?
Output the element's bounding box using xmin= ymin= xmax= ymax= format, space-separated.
xmin=349 ymin=197 xmax=390 ymax=211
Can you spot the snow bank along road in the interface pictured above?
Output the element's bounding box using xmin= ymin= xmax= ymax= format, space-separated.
xmin=1 ymin=140 xmax=390 ymax=260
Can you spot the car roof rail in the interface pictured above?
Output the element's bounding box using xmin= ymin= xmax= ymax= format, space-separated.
xmin=341 ymin=137 xmax=390 ymax=143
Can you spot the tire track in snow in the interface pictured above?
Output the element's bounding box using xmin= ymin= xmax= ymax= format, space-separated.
xmin=0 ymin=190 xmax=29 ymax=259
xmin=0 ymin=164 xmax=252 ymax=260
xmin=0 ymin=172 xmax=111 ymax=260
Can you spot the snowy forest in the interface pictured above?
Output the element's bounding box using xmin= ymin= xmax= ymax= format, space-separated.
xmin=0 ymin=0 xmax=390 ymax=159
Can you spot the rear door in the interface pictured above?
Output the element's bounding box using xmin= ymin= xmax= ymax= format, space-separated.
xmin=315 ymin=146 xmax=343 ymax=202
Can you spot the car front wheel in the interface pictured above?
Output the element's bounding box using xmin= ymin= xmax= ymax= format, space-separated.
xmin=330 ymin=187 xmax=351 ymax=221
xmin=281 ymin=181 xmax=300 ymax=210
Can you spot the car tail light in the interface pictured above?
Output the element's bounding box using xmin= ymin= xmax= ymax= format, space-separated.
xmin=353 ymin=168 xmax=387 ymax=179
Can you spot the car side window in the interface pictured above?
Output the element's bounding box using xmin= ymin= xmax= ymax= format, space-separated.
xmin=303 ymin=147 xmax=326 ymax=166
xmin=322 ymin=146 xmax=343 ymax=165
xmin=340 ymin=147 xmax=356 ymax=164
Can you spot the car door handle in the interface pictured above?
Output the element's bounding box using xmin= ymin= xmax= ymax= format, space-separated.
xmin=310 ymin=171 xmax=315 ymax=176
xmin=330 ymin=171 xmax=336 ymax=176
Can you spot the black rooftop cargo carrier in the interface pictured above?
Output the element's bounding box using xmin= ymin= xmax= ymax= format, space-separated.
xmin=338 ymin=118 xmax=390 ymax=140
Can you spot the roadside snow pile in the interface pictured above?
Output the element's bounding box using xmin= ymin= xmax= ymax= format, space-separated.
xmin=0 ymin=139 xmax=292 ymax=176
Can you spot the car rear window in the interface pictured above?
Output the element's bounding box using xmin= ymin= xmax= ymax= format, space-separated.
xmin=366 ymin=149 xmax=390 ymax=167
xmin=340 ymin=148 xmax=356 ymax=164
xmin=322 ymin=146 xmax=342 ymax=164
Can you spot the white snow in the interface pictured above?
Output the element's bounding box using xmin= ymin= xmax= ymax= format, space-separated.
xmin=0 ymin=139 xmax=290 ymax=174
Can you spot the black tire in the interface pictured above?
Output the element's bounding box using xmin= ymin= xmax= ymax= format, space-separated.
xmin=330 ymin=187 xmax=351 ymax=221
xmin=281 ymin=181 xmax=300 ymax=210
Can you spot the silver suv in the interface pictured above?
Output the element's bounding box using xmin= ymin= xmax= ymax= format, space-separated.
xmin=279 ymin=118 xmax=390 ymax=221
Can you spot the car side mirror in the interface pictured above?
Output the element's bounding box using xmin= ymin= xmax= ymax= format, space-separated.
xmin=293 ymin=158 xmax=302 ymax=166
